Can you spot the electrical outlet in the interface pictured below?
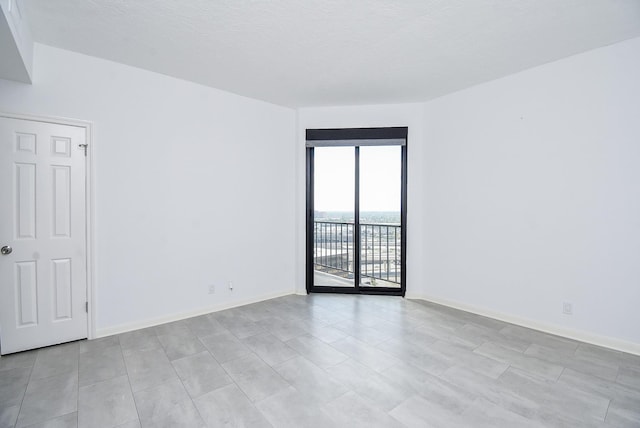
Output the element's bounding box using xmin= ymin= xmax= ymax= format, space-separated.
xmin=563 ymin=302 xmax=573 ymax=315
xmin=228 ymin=281 xmax=233 ymax=291
xmin=208 ymin=284 xmax=215 ymax=294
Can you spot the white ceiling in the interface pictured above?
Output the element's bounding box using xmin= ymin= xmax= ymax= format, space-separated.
xmin=23 ymin=0 xmax=640 ymax=107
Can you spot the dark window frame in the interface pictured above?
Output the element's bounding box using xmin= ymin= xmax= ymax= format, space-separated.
xmin=305 ymin=127 xmax=408 ymax=297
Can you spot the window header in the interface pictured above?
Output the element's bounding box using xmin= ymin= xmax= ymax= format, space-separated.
xmin=306 ymin=127 xmax=407 ymax=147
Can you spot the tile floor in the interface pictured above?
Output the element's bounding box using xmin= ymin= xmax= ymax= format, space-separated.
xmin=1 ymin=294 xmax=639 ymax=427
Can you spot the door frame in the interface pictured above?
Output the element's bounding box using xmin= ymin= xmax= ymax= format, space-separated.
xmin=1 ymin=111 xmax=96 ymax=340
xmin=305 ymin=127 xmax=407 ymax=297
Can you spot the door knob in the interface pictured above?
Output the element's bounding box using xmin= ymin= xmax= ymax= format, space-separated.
xmin=1 ymin=246 xmax=12 ymax=255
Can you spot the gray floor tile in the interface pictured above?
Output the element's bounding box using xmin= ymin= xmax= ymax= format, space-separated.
xmin=255 ymin=387 xmax=336 ymax=428
xmin=430 ymin=340 xmax=510 ymax=379
xmin=381 ymin=363 xmax=476 ymax=414
xmin=576 ymin=343 xmax=640 ymax=369
xmin=194 ymin=384 xmax=272 ymax=428
xmin=558 ymin=367 xmax=640 ymax=402
xmin=114 ymin=421 xmax=140 ymax=428
xmin=220 ymin=353 xmax=267 ymax=378
xmin=140 ymin=399 xmax=204 ymax=428
xmin=440 ymin=365 xmax=541 ymax=420
xmin=30 ymin=343 xmax=79 ymax=381
xmin=406 ymin=311 xmax=465 ymax=334
xmin=22 ymin=412 xmax=77 ymax=428
xmin=235 ymin=302 xmax=278 ymax=323
xmin=305 ymin=324 xmax=349 ymax=344
xmin=605 ymin=398 xmax=640 ymax=426
xmin=273 ymin=356 xmax=348 ymax=403
xmin=157 ymin=331 xmax=205 ymax=361
xmin=123 ymin=348 xmax=177 ymax=392
xmin=458 ymin=397 xmax=541 ymax=427
xmin=497 ymin=367 xmax=610 ymax=424
xmin=199 ymin=331 xmax=251 ymax=364
xmin=499 ymin=325 xmax=579 ymax=354
xmin=324 ymin=391 xmax=404 ymax=428
xmin=0 ymin=351 xmax=37 ymax=372
xmin=78 ymin=375 xmax=137 ymax=428
xmin=525 ymin=342 xmax=619 ymax=381
xmin=258 ymin=317 xmax=309 ymax=342
xmin=375 ymin=337 xmax=451 ymax=376
xmin=306 ymin=307 xmax=349 ymax=326
xmin=475 ymin=341 xmax=564 ymax=381
xmin=325 ymin=359 xmax=412 ymax=412
xmin=79 ymin=345 xmax=127 ymax=387
xmin=0 ymin=403 xmax=20 ymax=428
xmin=222 ymin=354 xmax=290 ymax=402
xmin=171 ymin=351 xmax=232 ymax=398
xmin=153 ymin=320 xmax=191 ymax=338
xmin=331 ymin=320 xmax=393 ymax=346
xmin=284 ymin=335 xmax=348 ymax=369
xmin=133 ymin=378 xmax=197 ymax=427
xmin=458 ymin=311 xmax=509 ymax=331
xmin=213 ymin=311 xmax=265 ymax=340
xmin=393 ymin=324 xmax=441 ymax=349
xmin=388 ymin=394 xmax=464 ymax=428
xmin=79 ymin=336 xmax=120 ymax=355
xmin=118 ymin=329 xmax=162 ymax=355
xmin=0 ymin=366 xmax=31 ymax=406
xmin=455 ymin=323 xmax=531 ymax=352
xmin=16 ymin=371 xmax=78 ymax=428
xmin=617 ymin=366 xmax=640 ymax=391
xmin=329 ymin=336 xmax=401 ymax=373
xmin=184 ymin=314 xmax=225 ymax=338
xmin=417 ymin=325 xmax=487 ymax=351
xmin=241 ymin=333 xmax=299 ymax=367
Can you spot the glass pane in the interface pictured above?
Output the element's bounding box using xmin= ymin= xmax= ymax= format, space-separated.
xmin=313 ymin=147 xmax=355 ymax=288
xmin=359 ymin=146 xmax=402 ymax=288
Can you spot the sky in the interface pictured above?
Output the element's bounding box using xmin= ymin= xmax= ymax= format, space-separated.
xmin=314 ymin=145 xmax=401 ymax=212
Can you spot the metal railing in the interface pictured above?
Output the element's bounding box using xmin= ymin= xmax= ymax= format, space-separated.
xmin=313 ymin=220 xmax=401 ymax=285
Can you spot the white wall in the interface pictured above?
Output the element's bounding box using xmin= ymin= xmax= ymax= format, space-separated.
xmin=422 ymin=36 xmax=640 ymax=350
xmin=0 ymin=0 xmax=33 ymax=82
xmin=0 ymin=44 xmax=297 ymax=335
xmin=296 ymin=103 xmax=426 ymax=297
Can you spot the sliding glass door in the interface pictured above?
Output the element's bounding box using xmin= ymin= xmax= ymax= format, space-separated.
xmin=313 ymin=147 xmax=355 ymax=288
xmin=359 ymin=145 xmax=402 ymax=289
xmin=306 ymin=127 xmax=407 ymax=296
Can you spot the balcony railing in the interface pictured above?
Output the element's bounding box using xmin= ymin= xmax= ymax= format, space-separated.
xmin=314 ymin=220 xmax=401 ymax=286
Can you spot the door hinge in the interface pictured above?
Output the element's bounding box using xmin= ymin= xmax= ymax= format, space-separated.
xmin=78 ymin=143 xmax=88 ymax=156
xmin=85 ymin=302 xmax=88 ymax=313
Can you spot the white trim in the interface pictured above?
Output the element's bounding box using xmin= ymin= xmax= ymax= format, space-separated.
xmin=306 ymin=138 xmax=406 ymax=147
xmin=95 ymin=291 xmax=294 ymax=338
xmin=0 ymin=111 xmax=92 ymax=129
xmin=85 ymin=122 xmax=96 ymax=339
xmin=0 ymin=111 xmax=96 ymax=340
xmin=407 ymin=293 xmax=640 ymax=356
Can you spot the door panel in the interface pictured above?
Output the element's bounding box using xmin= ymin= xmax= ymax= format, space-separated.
xmin=313 ymin=147 xmax=355 ymax=288
xmin=15 ymin=261 xmax=38 ymax=326
xmin=358 ymin=146 xmax=402 ymax=289
xmin=0 ymin=116 xmax=88 ymax=354
xmin=15 ymin=162 xmax=36 ymax=238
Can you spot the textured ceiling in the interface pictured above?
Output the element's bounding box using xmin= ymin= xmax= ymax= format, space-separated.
xmin=23 ymin=0 xmax=640 ymax=107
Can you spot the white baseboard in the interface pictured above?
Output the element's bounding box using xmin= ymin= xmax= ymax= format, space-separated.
xmin=95 ymin=290 xmax=294 ymax=338
xmin=407 ymin=294 xmax=640 ymax=356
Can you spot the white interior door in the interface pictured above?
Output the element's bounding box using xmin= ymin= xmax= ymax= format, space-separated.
xmin=0 ymin=116 xmax=88 ymax=355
